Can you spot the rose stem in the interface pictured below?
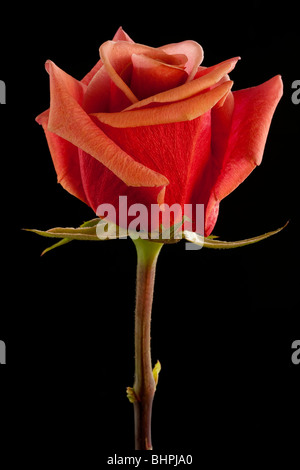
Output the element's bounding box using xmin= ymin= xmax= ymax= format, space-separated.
xmin=132 ymin=238 xmax=163 ymax=450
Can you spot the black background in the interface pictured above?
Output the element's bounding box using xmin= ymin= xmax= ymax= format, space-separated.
xmin=1 ymin=2 xmax=299 ymax=465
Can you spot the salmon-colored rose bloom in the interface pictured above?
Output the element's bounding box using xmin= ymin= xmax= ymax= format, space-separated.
xmin=36 ymin=27 xmax=283 ymax=236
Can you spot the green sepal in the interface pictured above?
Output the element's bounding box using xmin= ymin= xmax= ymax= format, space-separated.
xmin=41 ymin=237 xmax=71 ymax=256
xmin=25 ymin=218 xmax=102 ymax=255
xmin=26 ymin=223 xmax=99 ymax=240
xmin=183 ymin=221 xmax=289 ymax=249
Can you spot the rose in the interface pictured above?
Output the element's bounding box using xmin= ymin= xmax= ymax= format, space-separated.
xmin=36 ymin=27 xmax=283 ymax=236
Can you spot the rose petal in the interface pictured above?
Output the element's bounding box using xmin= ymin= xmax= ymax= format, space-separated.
xmin=81 ymin=60 xmax=103 ymax=86
xmin=123 ymin=57 xmax=239 ymax=112
xmin=78 ymin=149 xmax=166 ymax=223
xmin=112 ymin=26 xmax=134 ymax=43
xmin=45 ymin=60 xmax=169 ymax=188
xmin=83 ymin=61 xmax=133 ymax=113
xmin=89 ymin=111 xmax=212 ymax=221
xmin=205 ymin=75 xmax=283 ymax=234
xmin=158 ymin=40 xmax=204 ymax=81
xmin=81 ymin=27 xmax=134 ymax=86
xmin=36 ymin=110 xmax=88 ymax=203
xmin=99 ymin=41 xmax=138 ymax=104
xmin=83 ymin=66 xmax=112 ymax=113
xmin=211 ymin=90 xmax=235 ymax=163
xmin=130 ymin=53 xmax=188 ymax=100
xmin=92 ymin=80 xmax=233 ymax=127
xmin=99 ymin=40 xmax=188 ymax=105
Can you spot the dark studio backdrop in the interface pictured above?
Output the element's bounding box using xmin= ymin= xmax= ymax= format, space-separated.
xmin=1 ymin=2 xmax=299 ymax=465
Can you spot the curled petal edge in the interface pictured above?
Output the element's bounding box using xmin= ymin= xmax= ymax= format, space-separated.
xmin=92 ymin=80 xmax=233 ymax=128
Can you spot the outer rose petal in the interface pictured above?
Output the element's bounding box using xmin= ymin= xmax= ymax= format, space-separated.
xmin=211 ymin=90 xmax=235 ymax=161
xmin=78 ymin=149 xmax=165 ymax=223
xmin=45 ymin=60 xmax=169 ymax=188
xmin=80 ymin=112 xmax=212 ymax=226
xmin=204 ymin=75 xmax=283 ymax=235
xmin=37 ymin=110 xmax=88 ymax=204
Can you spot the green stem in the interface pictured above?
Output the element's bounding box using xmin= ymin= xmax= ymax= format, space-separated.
xmin=132 ymin=238 xmax=163 ymax=450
